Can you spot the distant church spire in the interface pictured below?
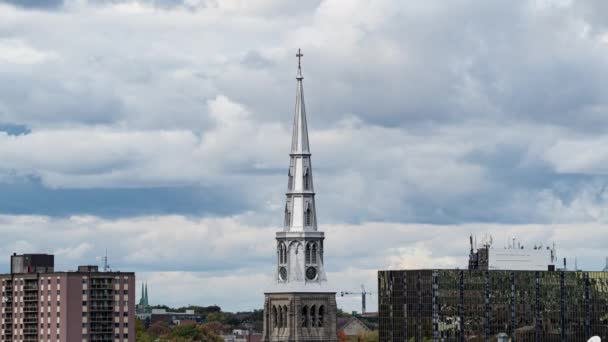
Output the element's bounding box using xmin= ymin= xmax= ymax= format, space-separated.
xmin=144 ymin=283 xmax=149 ymax=305
xmin=139 ymin=282 xmax=145 ymax=306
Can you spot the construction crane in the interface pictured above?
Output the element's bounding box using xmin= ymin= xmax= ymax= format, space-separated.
xmin=340 ymin=285 xmax=372 ymax=314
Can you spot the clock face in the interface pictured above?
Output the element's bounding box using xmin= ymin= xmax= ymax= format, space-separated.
xmin=279 ymin=267 xmax=287 ymax=281
xmin=306 ymin=267 xmax=317 ymax=281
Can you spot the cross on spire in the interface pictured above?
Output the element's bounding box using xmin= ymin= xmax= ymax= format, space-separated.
xmin=296 ymin=48 xmax=303 ymax=70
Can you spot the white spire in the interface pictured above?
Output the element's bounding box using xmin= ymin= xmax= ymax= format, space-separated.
xmin=285 ymin=49 xmax=317 ymax=232
xmin=273 ymin=50 xmax=328 ymax=289
xmin=291 ymin=48 xmax=310 ymax=155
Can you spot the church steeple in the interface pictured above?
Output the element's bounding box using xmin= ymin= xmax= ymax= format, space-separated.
xmin=285 ymin=49 xmax=317 ymax=232
xmin=263 ymin=49 xmax=338 ymax=342
xmin=144 ymin=283 xmax=149 ymax=305
xmin=275 ymin=49 xmax=326 ymax=285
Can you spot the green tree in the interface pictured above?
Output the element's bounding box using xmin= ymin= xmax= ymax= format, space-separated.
xmin=356 ymin=330 xmax=379 ymax=342
xmin=148 ymin=321 xmax=171 ymax=338
xmin=135 ymin=318 xmax=153 ymax=342
xmin=170 ymin=324 xmax=223 ymax=342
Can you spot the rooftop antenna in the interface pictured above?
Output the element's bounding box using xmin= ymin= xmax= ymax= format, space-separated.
xmin=103 ymin=249 xmax=111 ymax=272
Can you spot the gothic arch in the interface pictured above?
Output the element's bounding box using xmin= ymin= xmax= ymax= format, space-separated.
xmin=272 ymin=305 xmax=278 ymax=329
xmin=283 ymin=305 xmax=288 ymax=329
xmin=310 ymin=305 xmax=317 ymax=327
xmin=318 ymin=305 xmax=324 ymax=327
xmin=284 ymin=204 xmax=291 ymax=227
xmin=312 ymin=243 xmax=318 ymax=264
xmin=305 ymin=202 xmax=312 ymax=226
xmin=289 ymin=241 xmax=302 ymax=254
xmin=301 ymin=305 xmax=308 ymax=328
xmin=305 ymin=243 xmax=312 ymax=264
xmin=278 ymin=306 xmax=283 ymax=328
xmin=278 ymin=242 xmax=287 ymax=264
xmin=303 ymin=167 xmax=310 ymax=190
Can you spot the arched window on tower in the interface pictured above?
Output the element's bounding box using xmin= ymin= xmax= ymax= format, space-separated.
xmin=279 ymin=306 xmax=283 ymax=328
xmin=272 ymin=306 xmax=278 ymax=329
xmin=278 ymin=243 xmax=285 ymax=264
xmin=312 ymin=243 xmax=317 ymax=264
xmin=310 ymin=305 xmax=317 ymax=327
xmin=284 ymin=205 xmax=291 ymax=227
xmin=320 ymin=241 xmax=324 ymax=263
xmin=283 ymin=305 xmax=288 ymax=329
xmin=318 ymin=306 xmax=324 ymax=327
xmin=305 ymin=243 xmax=311 ymax=264
xmin=305 ymin=204 xmax=312 ymax=226
xmin=301 ymin=306 xmax=308 ymax=328
xmin=303 ymin=168 xmax=310 ymax=190
xmin=288 ymin=167 xmax=293 ymax=190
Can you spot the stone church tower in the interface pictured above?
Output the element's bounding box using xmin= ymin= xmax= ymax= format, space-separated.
xmin=262 ymin=50 xmax=338 ymax=342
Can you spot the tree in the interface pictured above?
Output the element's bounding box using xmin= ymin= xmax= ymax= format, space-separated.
xmin=357 ymin=330 xmax=379 ymax=342
xmin=136 ymin=318 xmax=153 ymax=342
xmin=201 ymin=321 xmax=225 ymax=335
xmin=170 ymin=324 xmax=223 ymax=342
xmin=338 ymin=330 xmax=349 ymax=342
xmin=148 ymin=321 xmax=171 ymax=338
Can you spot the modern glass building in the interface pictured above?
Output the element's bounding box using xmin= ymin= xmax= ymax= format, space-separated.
xmin=378 ymin=269 xmax=608 ymax=342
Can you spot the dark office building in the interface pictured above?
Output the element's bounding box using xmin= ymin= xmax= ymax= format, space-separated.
xmin=378 ymin=269 xmax=608 ymax=342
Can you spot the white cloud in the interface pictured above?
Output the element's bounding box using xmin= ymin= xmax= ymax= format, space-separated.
xmin=0 ymin=39 xmax=56 ymax=65
xmin=0 ymin=214 xmax=602 ymax=312
xmin=543 ymin=137 xmax=608 ymax=175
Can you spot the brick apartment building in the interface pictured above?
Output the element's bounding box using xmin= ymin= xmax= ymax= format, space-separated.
xmin=0 ymin=253 xmax=135 ymax=342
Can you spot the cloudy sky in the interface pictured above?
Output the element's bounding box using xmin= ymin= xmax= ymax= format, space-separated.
xmin=0 ymin=0 xmax=608 ymax=313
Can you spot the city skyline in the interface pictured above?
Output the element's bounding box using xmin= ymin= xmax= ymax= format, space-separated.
xmin=0 ymin=0 xmax=608 ymax=314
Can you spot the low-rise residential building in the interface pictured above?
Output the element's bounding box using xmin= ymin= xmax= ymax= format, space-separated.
xmin=337 ymin=316 xmax=371 ymax=339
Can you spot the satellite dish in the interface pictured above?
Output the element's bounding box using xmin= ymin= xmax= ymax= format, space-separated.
xmin=588 ymin=336 xmax=601 ymax=342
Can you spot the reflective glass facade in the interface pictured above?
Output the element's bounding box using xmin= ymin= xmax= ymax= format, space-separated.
xmin=378 ymin=270 xmax=608 ymax=342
